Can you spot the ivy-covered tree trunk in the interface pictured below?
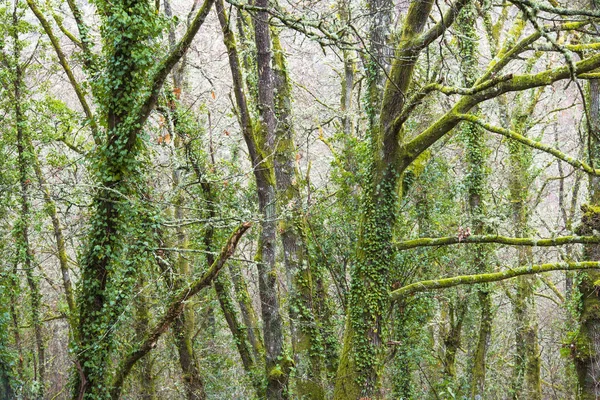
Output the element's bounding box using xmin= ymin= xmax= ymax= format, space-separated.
xmin=11 ymin=10 xmax=45 ymax=397
xmin=455 ymin=4 xmax=492 ymax=397
xmin=72 ymin=0 xmax=215 ymax=396
xmin=333 ymin=2 xmax=436 ymax=398
xmin=575 ymin=204 xmax=600 ymax=399
xmin=74 ymin=1 xmax=155 ymax=393
xmin=0 ymin=262 xmax=15 ymax=399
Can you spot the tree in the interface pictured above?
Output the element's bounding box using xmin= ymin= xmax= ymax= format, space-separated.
xmin=4 ymin=0 xmax=600 ymax=398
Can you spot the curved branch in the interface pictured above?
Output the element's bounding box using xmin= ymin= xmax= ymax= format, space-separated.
xmin=134 ymin=0 xmax=215 ymax=139
xmin=26 ymin=0 xmax=99 ymax=143
xmin=456 ymin=113 xmax=600 ymax=176
xmin=391 ymin=261 xmax=600 ymax=300
xmin=395 ymin=234 xmax=600 ymax=250
xmin=415 ymin=0 xmax=471 ymax=51
xmin=109 ymin=222 xmax=251 ymax=399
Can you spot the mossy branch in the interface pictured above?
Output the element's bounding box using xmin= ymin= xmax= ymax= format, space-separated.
xmin=456 ymin=113 xmax=600 ymax=175
xmin=508 ymin=0 xmax=600 ymax=18
xmin=391 ymin=261 xmax=600 ymax=300
xmin=415 ymin=0 xmax=472 ymax=51
xmin=395 ymin=234 xmax=600 ymax=250
xmin=402 ymin=46 xmax=600 ymax=169
xmin=135 ymin=0 xmax=215 ymax=138
xmin=110 ymin=222 xmax=251 ymax=399
xmin=26 ymin=0 xmax=99 ymax=143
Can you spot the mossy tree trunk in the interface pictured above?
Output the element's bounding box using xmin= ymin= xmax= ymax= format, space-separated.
xmin=333 ymin=2 xmax=438 ymax=398
xmin=71 ymin=0 xmax=214 ymax=397
xmin=134 ymin=285 xmax=156 ymax=400
xmin=455 ymin=4 xmax=493 ymax=397
xmin=218 ymin=1 xmax=290 ymax=397
xmin=271 ymin=30 xmax=328 ymax=399
xmin=9 ymin=9 xmax=45 ymax=397
xmin=502 ymin=83 xmax=542 ymax=399
xmin=576 ymin=2 xmax=600 ymax=394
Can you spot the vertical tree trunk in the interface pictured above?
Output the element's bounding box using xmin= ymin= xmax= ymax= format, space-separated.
xmin=134 ymin=287 xmax=156 ymax=400
xmin=505 ymin=101 xmax=541 ymax=400
xmin=575 ymin=2 xmax=600 ymax=396
xmin=12 ymin=11 xmax=45 ymax=396
xmin=576 ymin=2 xmax=600 ymax=393
xmin=333 ymin=2 xmax=436 ymax=398
xmin=253 ymin=5 xmax=290 ymax=395
xmin=217 ymin=1 xmax=290 ymax=397
xmin=455 ymin=4 xmax=492 ymax=396
xmin=74 ymin=2 xmax=161 ymax=396
xmin=271 ymin=30 xmax=328 ymax=399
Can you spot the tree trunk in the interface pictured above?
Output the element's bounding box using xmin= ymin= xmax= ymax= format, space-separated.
xmin=576 ymin=3 xmax=600 ymax=394
xmin=218 ymin=0 xmax=290 ymax=396
xmin=271 ymin=30 xmax=328 ymax=399
xmin=333 ymin=2 xmax=435 ymax=397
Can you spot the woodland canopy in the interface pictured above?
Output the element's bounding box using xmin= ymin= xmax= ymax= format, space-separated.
xmin=3 ymin=0 xmax=600 ymax=399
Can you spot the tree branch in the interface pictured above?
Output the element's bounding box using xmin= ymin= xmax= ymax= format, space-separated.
xmin=402 ymin=50 xmax=600 ymax=169
xmin=109 ymin=222 xmax=251 ymax=399
xmin=456 ymin=113 xmax=600 ymax=176
xmin=133 ymin=0 xmax=215 ymax=142
xmin=415 ymin=0 xmax=471 ymax=51
xmin=395 ymin=234 xmax=600 ymax=250
xmin=508 ymin=0 xmax=600 ymax=18
xmin=391 ymin=261 xmax=600 ymax=300
xmin=26 ymin=0 xmax=99 ymax=143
